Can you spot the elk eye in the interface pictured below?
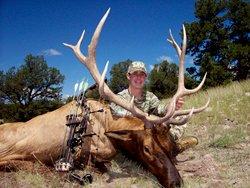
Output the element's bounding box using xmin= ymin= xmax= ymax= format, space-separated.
xmin=144 ymin=146 xmax=150 ymax=154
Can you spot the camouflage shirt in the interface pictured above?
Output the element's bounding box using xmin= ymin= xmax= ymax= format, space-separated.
xmin=110 ymin=89 xmax=187 ymax=140
xmin=110 ymin=89 xmax=166 ymax=117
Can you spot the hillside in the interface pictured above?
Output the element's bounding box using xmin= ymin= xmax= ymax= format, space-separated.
xmin=0 ymin=80 xmax=249 ymax=188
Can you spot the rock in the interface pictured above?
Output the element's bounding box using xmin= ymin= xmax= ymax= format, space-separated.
xmin=177 ymin=154 xmax=220 ymax=180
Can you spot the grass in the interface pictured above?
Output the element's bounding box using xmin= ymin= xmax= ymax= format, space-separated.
xmin=182 ymin=177 xmax=205 ymax=188
xmin=1 ymin=80 xmax=249 ymax=187
xmin=181 ymin=80 xmax=250 ymax=187
xmin=209 ymin=126 xmax=247 ymax=148
xmin=9 ymin=162 xmax=62 ymax=188
xmin=185 ymin=80 xmax=250 ymax=125
xmin=15 ymin=171 xmax=46 ymax=188
xmin=183 ymin=80 xmax=249 ymax=147
xmin=82 ymin=153 xmax=161 ymax=188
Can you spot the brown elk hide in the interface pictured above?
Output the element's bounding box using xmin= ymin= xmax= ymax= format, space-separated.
xmin=0 ymin=100 xmax=117 ymax=166
xmin=0 ymin=99 xmax=182 ymax=187
xmin=0 ymin=99 xmax=153 ymax=167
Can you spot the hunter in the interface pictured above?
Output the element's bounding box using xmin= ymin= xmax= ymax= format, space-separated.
xmin=110 ymin=61 xmax=198 ymax=154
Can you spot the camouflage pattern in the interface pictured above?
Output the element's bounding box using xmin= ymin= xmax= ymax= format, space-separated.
xmin=110 ymin=89 xmax=165 ymax=116
xmin=170 ymin=123 xmax=187 ymax=141
xmin=110 ymin=89 xmax=186 ymax=140
xmin=127 ymin=61 xmax=147 ymax=75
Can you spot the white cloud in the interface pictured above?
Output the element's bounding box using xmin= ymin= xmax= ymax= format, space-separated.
xmin=42 ymin=49 xmax=62 ymax=56
xmin=156 ymin=55 xmax=173 ymax=63
xmin=149 ymin=64 xmax=154 ymax=71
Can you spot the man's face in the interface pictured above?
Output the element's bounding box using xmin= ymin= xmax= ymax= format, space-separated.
xmin=127 ymin=71 xmax=147 ymax=89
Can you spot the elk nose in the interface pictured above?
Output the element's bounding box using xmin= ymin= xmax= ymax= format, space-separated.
xmin=168 ymin=170 xmax=182 ymax=188
xmin=168 ymin=171 xmax=182 ymax=188
xmin=169 ymin=180 xmax=181 ymax=188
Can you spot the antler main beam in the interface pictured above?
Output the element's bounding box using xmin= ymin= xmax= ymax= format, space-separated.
xmin=64 ymin=9 xmax=209 ymax=127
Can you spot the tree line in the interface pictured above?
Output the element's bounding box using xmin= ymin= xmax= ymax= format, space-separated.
xmin=0 ymin=55 xmax=64 ymax=122
xmin=0 ymin=0 xmax=249 ymax=122
xmin=185 ymin=0 xmax=249 ymax=85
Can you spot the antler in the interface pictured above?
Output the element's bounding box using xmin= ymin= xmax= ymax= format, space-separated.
xmin=63 ymin=9 xmax=173 ymax=124
xmin=63 ymin=9 xmax=209 ymax=127
xmin=164 ymin=26 xmax=210 ymax=125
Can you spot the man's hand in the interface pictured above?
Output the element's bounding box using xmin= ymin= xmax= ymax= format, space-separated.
xmin=176 ymin=97 xmax=184 ymax=110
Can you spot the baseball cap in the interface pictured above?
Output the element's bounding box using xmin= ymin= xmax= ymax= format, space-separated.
xmin=127 ymin=61 xmax=147 ymax=75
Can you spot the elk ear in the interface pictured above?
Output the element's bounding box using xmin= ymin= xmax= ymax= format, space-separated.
xmin=105 ymin=130 xmax=133 ymax=141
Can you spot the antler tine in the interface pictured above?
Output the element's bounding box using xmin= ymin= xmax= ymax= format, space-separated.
xmin=129 ymin=96 xmax=151 ymax=120
xmin=99 ymin=60 xmax=109 ymax=97
xmin=129 ymin=96 xmax=142 ymax=117
xmin=167 ymin=108 xmax=194 ymax=126
xmin=173 ymin=98 xmax=210 ymax=117
xmin=173 ymin=24 xmax=186 ymax=95
xmin=129 ymin=96 xmax=135 ymax=110
xmin=184 ymin=72 xmax=207 ymax=95
xmin=64 ymin=8 xmax=111 ymax=86
xmin=157 ymin=97 xmax=177 ymax=122
xmin=63 ymin=30 xmax=87 ymax=63
xmin=167 ymin=29 xmax=181 ymax=57
xmin=178 ymin=24 xmax=186 ymax=89
xmin=180 ymin=25 xmax=187 ymax=66
xmin=88 ymin=8 xmax=111 ymax=58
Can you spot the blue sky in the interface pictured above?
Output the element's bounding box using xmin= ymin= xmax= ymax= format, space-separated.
xmin=0 ymin=0 xmax=196 ymax=97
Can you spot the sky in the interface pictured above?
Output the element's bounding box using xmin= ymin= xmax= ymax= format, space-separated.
xmin=0 ymin=0 xmax=197 ymax=97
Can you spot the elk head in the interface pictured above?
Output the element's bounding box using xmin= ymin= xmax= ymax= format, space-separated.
xmin=64 ymin=8 xmax=209 ymax=188
xmin=106 ymin=127 xmax=182 ymax=188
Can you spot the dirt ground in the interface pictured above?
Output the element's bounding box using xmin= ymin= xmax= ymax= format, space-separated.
xmin=0 ymin=140 xmax=249 ymax=188
xmin=0 ymin=121 xmax=249 ymax=188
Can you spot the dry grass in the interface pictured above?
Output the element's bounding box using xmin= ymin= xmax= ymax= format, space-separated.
xmin=0 ymin=80 xmax=249 ymax=188
xmin=181 ymin=80 xmax=250 ymax=187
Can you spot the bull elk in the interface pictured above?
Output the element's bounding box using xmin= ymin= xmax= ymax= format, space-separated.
xmin=0 ymin=9 xmax=209 ymax=188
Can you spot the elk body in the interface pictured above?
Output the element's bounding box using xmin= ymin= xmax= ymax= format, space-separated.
xmin=0 ymin=99 xmax=182 ymax=187
xmin=0 ymin=8 xmax=209 ymax=188
xmin=0 ymin=100 xmax=116 ymax=167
